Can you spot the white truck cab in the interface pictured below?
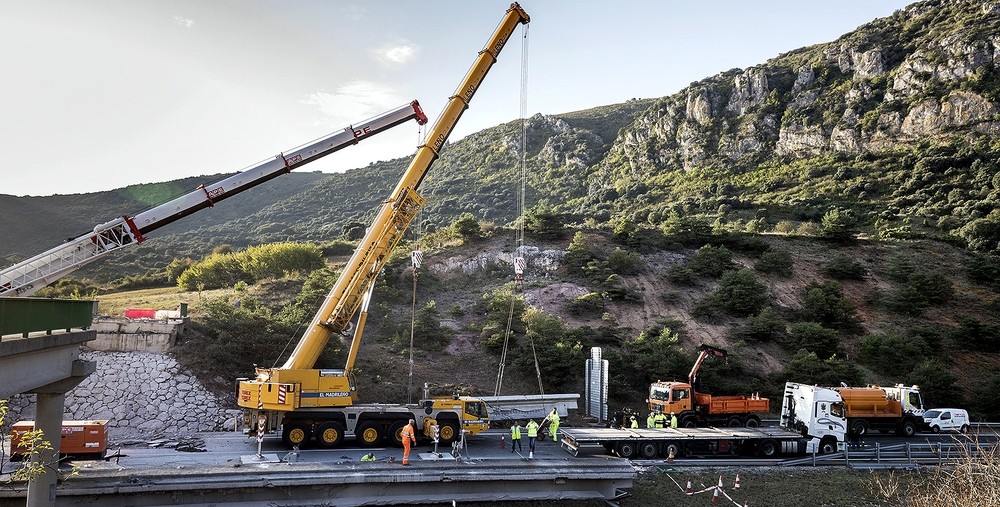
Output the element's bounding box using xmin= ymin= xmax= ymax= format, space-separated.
xmin=922 ymin=408 xmax=970 ymax=433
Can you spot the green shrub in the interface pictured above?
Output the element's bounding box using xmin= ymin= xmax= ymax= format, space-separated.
xmin=788 ymin=322 xmax=840 ymax=359
xmin=712 ymin=269 xmax=770 ymax=317
xmin=949 ymin=316 xmax=1000 ymax=352
xmin=732 ymin=307 xmax=787 ymax=343
xmin=823 ymin=254 xmax=867 ymax=280
xmin=688 ymin=245 xmax=734 ymax=278
xmin=799 ymin=280 xmax=862 ymax=333
xmin=859 ymin=333 xmax=930 ymax=376
xmin=775 ymin=349 xmax=863 ymax=386
xmin=754 ymin=249 xmax=794 ymax=277
xmin=607 ymin=248 xmax=643 ymax=275
xmin=568 ymin=292 xmax=605 ymax=316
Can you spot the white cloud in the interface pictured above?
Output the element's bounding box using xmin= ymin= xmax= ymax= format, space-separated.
xmin=173 ymin=15 xmax=195 ymax=28
xmin=374 ymin=42 xmax=417 ymax=65
xmin=303 ymin=81 xmax=407 ymax=125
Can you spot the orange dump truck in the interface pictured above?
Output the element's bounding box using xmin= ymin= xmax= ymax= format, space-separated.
xmin=647 ymin=345 xmax=770 ymax=428
xmin=833 ymin=384 xmax=925 ymax=437
xmin=10 ymin=420 xmax=109 ymax=460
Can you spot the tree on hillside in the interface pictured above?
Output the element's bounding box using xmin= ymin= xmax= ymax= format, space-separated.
xmin=451 ymin=212 xmax=482 ymax=241
xmin=820 ymin=208 xmax=858 ymax=242
xmin=523 ymin=203 xmax=565 ymax=239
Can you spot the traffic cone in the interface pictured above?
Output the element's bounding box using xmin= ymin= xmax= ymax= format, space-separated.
xmin=734 ymin=474 xmax=741 ymax=490
xmin=499 ymin=436 xmax=506 ymax=449
xmin=712 ymin=487 xmax=720 ymax=504
xmin=528 ymin=451 xmax=533 ymax=459
xmin=718 ymin=475 xmax=724 ymax=489
xmin=685 ymin=479 xmax=693 ymax=494
xmin=667 ymin=446 xmax=675 ymax=463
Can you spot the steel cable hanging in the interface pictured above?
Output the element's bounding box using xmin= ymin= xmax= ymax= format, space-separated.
xmin=493 ymin=23 xmax=535 ymax=397
xmin=407 ymin=122 xmax=426 ymax=405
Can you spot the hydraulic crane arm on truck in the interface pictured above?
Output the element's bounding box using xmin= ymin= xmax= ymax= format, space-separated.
xmin=647 ymin=344 xmax=769 ymax=428
xmin=237 ymin=3 xmax=530 ymax=450
xmin=0 ymin=102 xmax=427 ymax=297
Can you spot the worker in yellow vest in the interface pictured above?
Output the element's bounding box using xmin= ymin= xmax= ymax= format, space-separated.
xmin=526 ymin=419 xmax=539 ymax=458
xmin=548 ymin=408 xmax=560 ymax=442
xmin=646 ymin=412 xmax=656 ymax=429
xmin=510 ymin=420 xmax=523 ymax=453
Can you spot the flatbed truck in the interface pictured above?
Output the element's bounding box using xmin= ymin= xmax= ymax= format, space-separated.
xmin=562 ymin=382 xmax=846 ymax=459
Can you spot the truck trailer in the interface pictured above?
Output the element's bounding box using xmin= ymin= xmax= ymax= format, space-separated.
xmin=833 ymin=384 xmax=924 ymax=437
xmin=562 ymin=382 xmax=845 ymax=459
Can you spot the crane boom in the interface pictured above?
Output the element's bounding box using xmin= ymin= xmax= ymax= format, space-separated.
xmin=0 ymin=102 xmax=427 ymax=297
xmin=279 ymin=3 xmax=530 ymax=372
xmin=235 ymin=4 xmax=529 ymax=449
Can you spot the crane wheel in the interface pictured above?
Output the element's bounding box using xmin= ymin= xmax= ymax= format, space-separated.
xmin=315 ymin=421 xmax=345 ymax=449
xmin=388 ymin=420 xmax=408 ymax=447
xmin=438 ymin=422 xmax=460 ymax=444
xmin=356 ymin=421 xmax=383 ymax=447
xmin=282 ymin=422 xmax=312 ymax=448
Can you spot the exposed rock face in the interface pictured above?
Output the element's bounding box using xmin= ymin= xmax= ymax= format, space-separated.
xmin=5 ymin=350 xmax=238 ymax=440
xmin=601 ymin=0 xmax=1000 ymax=173
xmin=429 ymin=244 xmax=564 ymax=276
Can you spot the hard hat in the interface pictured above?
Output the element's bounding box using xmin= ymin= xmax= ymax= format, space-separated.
xmin=670 ymin=412 xmax=675 ymax=415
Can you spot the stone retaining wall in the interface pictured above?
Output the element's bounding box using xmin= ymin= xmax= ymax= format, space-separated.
xmin=4 ymin=350 xmax=240 ymax=440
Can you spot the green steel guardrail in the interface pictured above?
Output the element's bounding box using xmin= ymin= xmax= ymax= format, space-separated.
xmin=0 ymin=297 xmax=96 ymax=336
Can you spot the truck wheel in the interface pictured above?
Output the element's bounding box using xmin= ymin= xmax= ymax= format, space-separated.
xmin=639 ymin=441 xmax=658 ymax=459
xmin=898 ymin=420 xmax=917 ymax=437
xmin=661 ymin=442 xmax=681 ymax=459
xmin=315 ymin=421 xmax=345 ymax=449
xmin=387 ymin=420 xmax=408 ymax=447
xmin=850 ymin=420 xmax=868 ymax=437
xmin=931 ymin=425 xmax=941 ymax=434
xmin=282 ymin=422 xmax=312 ymax=448
xmin=819 ymin=437 xmax=837 ymax=454
xmin=438 ymin=422 xmax=460 ymax=444
xmin=356 ymin=421 xmax=382 ymax=447
xmin=616 ymin=441 xmax=638 ymax=459
xmin=744 ymin=415 xmax=761 ymax=428
xmin=681 ymin=416 xmax=697 ymax=428
xmin=726 ymin=416 xmax=743 ymax=427
xmin=758 ymin=440 xmax=779 ymax=458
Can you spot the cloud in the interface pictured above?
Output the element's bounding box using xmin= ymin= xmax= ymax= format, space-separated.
xmin=303 ymin=81 xmax=407 ymax=125
xmin=173 ymin=15 xmax=195 ymax=28
xmin=374 ymin=42 xmax=417 ymax=65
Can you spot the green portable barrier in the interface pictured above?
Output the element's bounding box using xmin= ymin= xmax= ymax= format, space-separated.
xmin=0 ymin=298 xmax=96 ymax=336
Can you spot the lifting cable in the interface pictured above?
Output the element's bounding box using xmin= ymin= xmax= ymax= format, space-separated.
xmin=407 ymin=122 xmax=427 ymax=405
xmin=494 ymin=23 xmax=539 ymax=397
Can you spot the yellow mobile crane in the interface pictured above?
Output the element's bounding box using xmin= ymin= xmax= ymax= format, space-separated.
xmin=237 ymin=3 xmax=530 ymax=449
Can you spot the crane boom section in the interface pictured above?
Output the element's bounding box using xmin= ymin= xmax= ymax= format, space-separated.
xmin=278 ymin=3 xmax=530 ymax=372
xmin=0 ymin=102 xmax=427 ymax=298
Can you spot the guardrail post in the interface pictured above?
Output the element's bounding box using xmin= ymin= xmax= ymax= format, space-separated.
xmin=844 ymin=442 xmax=849 ymax=467
xmin=875 ymin=441 xmax=880 ymax=463
xmin=937 ymin=442 xmax=942 ymax=467
xmin=906 ymin=442 xmax=911 ymax=464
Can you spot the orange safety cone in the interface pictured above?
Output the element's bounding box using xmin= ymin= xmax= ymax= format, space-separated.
xmin=712 ymin=487 xmax=720 ymax=504
xmin=685 ymin=479 xmax=693 ymax=494
xmin=667 ymin=446 xmax=675 ymax=463
xmin=718 ymin=475 xmax=724 ymax=489
xmin=734 ymin=474 xmax=741 ymax=490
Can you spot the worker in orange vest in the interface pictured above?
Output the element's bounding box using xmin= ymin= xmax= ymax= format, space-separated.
xmin=401 ymin=419 xmax=416 ymax=465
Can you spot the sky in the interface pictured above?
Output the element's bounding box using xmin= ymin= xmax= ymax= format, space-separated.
xmin=1 ymin=0 xmax=914 ymax=197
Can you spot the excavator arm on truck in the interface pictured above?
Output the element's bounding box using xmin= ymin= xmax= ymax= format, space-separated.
xmin=688 ymin=343 xmax=727 ymax=386
xmin=238 ymin=2 xmax=530 ymax=415
xmin=0 ymin=102 xmax=427 ymax=297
